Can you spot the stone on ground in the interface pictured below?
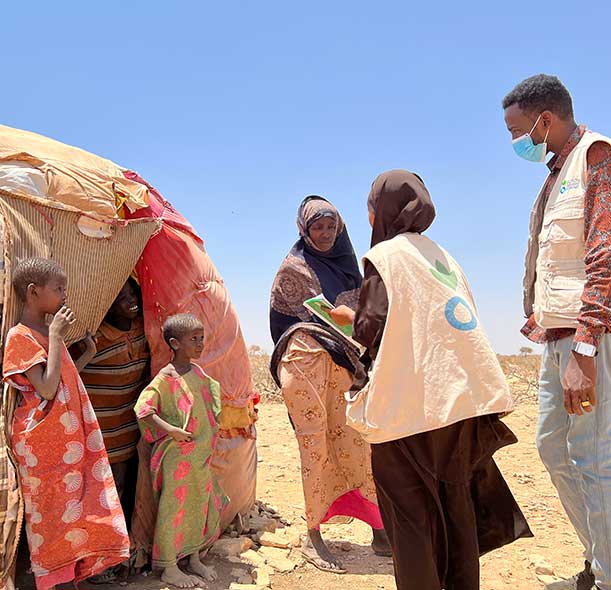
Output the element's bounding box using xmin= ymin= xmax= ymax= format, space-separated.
xmin=252 ymin=566 xmax=272 ymax=588
xmin=210 ymin=536 xmax=254 ymax=557
xmin=257 ymin=532 xmax=290 ymax=549
xmin=249 ymin=516 xmax=277 ymax=534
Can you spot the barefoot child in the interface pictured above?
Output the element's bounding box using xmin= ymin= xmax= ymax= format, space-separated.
xmin=2 ymin=258 xmax=130 ymax=590
xmin=134 ymin=314 xmax=228 ymax=588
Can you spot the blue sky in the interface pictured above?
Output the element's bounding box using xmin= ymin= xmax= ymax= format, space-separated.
xmin=4 ymin=2 xmax=611 ymax=353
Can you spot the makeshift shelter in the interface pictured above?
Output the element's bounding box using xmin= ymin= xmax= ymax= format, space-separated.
xmin=0 ymin=125 xmax=257 ymax=588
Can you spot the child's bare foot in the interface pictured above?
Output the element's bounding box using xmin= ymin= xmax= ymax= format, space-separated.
xmin=187 ymin=553 xmax=216 ymax=581
xmin=161 ymin=565 xmax=202 ymax=588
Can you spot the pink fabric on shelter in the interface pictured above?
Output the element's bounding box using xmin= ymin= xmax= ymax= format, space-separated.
xmin=122 ymin=171 xmax=255 ymax=410
xmin=319 ymin=489 xmax=384 ymax=530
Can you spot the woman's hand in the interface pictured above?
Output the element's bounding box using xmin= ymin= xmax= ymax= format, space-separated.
xmin=327 ymin=305 xmax=355 ymax=326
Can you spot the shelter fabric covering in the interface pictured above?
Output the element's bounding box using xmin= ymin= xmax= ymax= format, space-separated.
xmin=0 ymin=125 xmax=149 ymax=217
xmin=0 ymin=190 xmax=158 ymax=589
xmin=0 ymin=190 xmax=159 ymax=348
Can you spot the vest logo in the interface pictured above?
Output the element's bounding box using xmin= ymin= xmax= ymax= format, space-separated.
xmin=559 ymin=178 xmax=579 ymax=194
xmin=445 ymin=297 xmax=477 ymax=331
xmin=430 ymin=260 xmax=477 ymax=332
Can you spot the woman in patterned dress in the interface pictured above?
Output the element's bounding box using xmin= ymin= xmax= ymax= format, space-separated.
xmin=269 ymin=196 xmax=390 ymax=573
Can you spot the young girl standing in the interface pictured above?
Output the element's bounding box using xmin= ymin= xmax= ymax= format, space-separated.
xmin=134 ymin=313 xmax=228 ymax=589
xmin=3 ymin=258 xmax=130 ymax=590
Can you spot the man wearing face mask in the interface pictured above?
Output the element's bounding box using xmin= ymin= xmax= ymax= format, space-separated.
xmin=503 ymin=74 xmax=611 ymax=590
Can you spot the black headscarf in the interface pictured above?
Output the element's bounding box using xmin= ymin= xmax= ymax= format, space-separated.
xmin=368 ymin=170 xmax=436 ymax=246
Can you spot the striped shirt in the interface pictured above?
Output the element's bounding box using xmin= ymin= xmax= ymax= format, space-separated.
xmin=80 ymin=318 xmax=149 ymax=464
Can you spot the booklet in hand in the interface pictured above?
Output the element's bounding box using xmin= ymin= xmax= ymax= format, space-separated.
xmin=303 ymin=294 xmax=362 ymax=349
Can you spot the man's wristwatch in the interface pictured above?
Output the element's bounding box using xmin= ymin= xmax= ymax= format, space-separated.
xmin=572 ymin=342 xmax=598 ymax=357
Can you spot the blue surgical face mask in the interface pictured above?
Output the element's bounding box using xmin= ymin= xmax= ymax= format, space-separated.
xmin=512 ymin=114 xmax=550 ymax=163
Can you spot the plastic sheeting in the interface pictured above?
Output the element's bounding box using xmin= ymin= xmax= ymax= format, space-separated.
xmin=0 ymin=161 xmax=48 ymax=199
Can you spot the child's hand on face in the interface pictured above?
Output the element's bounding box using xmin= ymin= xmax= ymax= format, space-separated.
xmin=49 ymin=306 xmax=76 ymax=338
xmin=169 ymin=426 xmax=192 ymax=442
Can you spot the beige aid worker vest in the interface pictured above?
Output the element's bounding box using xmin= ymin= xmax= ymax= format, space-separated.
xmin=345 ymin=233 xmax=514 ymax=445
xmin=533 ymin=131 xmax=611 ymax=329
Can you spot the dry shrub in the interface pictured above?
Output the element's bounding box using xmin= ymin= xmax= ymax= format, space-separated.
xmin=498 ymin=354 xmax=541 ymax=402
xmin=250 ymin=347 xmax=541 ymax=404
xmin=248 ymin=345 xmax=282 ymax=402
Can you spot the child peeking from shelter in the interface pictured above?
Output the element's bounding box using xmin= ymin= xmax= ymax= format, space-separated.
xmin=73 ymin=278 xmax=150 ymax=501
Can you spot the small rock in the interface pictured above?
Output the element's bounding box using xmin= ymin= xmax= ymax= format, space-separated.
xmin=240 ymin=549 xmax=267 ymax=568
xmin=228 ymin=556 xmax=245 ymax=564
xmin=340 ymin=542 xmax=352 ymax=552
xmin=267 ymin=557 xmax=296 ymax=573
xmin=258 ymin=532 xmax=290 ymax=549
xmin=252 ymin=567 xmax=272 ymax=588
xmin=536 ymin=564 xmax=555 ymax=576
xmin=259 ymin=546 xmax=289 ymax=560
xmin=529 ymin=555 xmax=555 ymax=576
xmin=210 ymin=536 xmax=254 ymax=557
xmin=290 ymin=534 xmax=302 ymax=548
xmin=259 ymin=547 xmax=295 ymax=573
xmin=250 ymin=516 xmax=277 ymax=534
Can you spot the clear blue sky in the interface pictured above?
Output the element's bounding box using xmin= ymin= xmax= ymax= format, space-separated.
xmin=4 ymin=2 xmax=611 ymax=353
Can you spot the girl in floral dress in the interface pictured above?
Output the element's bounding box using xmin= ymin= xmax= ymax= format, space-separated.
xmin=135 ymin=313 xmax=228 ymax=589
xmin=3 ymin=258 xmax=129 ymax=590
